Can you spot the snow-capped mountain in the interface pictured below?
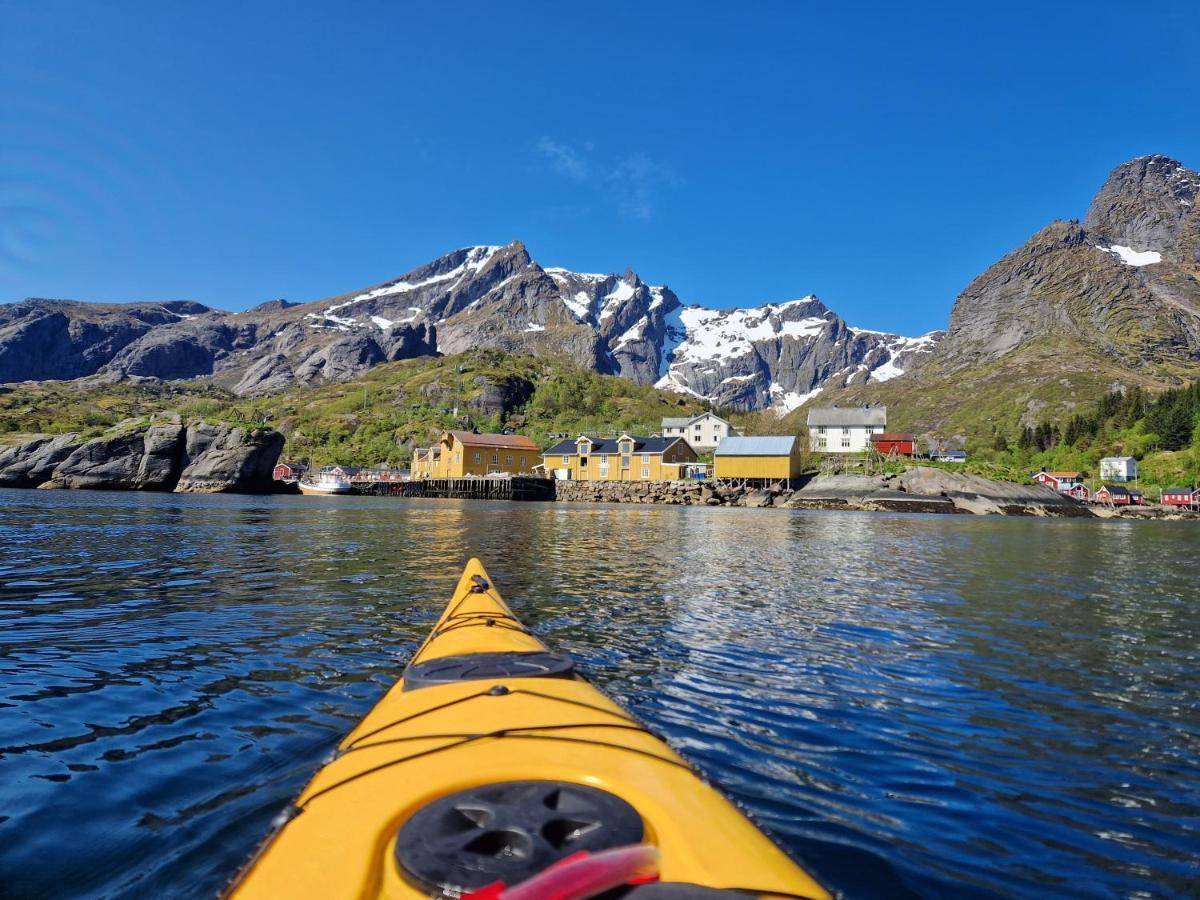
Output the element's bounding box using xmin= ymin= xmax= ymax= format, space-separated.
xmin=655 ymin=298 xmax=940 ymax=411
xmin=0 ymin=240 xmax=938 ymax=410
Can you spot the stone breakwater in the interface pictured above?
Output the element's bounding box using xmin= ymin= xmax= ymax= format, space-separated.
xmin=556 ymin=468 xmax=1100 ymax=517
xmin=0 ymin=420 xmax=284 ymax=494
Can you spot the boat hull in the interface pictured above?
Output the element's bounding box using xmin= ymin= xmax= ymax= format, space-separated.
xmin=297 ymin=482 xmax=351 ymax=496
xmin=226 ymin=559 xmax=830 ymax=899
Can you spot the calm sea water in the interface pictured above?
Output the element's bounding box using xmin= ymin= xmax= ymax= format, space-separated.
xmin=1 ymin=489 xmax=1197 ymax=899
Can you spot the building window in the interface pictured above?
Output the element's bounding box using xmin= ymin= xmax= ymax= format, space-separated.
xmin=519 ymin=456 xmax=526 ymax=466
xmin=473 ymin=453 xmax=481 ymax=464
xmin=642 ymin=454 xmax=650 ymax=463
xmin=841 ymin=437 xmax=850 ymax=448
xmin=598 ymin=455 xmax=608 ymax=463
xmin=562 ymin=455 xmax=570 ymax=465
xmin=842 ymin=427 xmax=851 ymax=435
xmin=506 ymin=455 xmax=512 ymax=466
xmin=641 ymin=467 xmax=649 ymax=478
xmin=817 ymin=426 xmax=826 ymax=435
xmin=490 ymin=454 xmax=498 ymax=464
xmin=621 ymin=455 xmax=631 ymax=468
xmin=579 ymin=443 xmax=589 ymax=456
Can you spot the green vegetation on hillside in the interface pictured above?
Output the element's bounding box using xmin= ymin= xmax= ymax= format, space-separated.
xmin=975 ymin=381 xmax=1200 ymax=492
xmin=0 ymin=352 xmax=710 ymax=467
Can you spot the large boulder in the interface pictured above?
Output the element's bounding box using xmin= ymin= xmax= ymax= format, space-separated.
xmin=41 ymin=424 xmax=185 ymax=490
xmin=0 ymin=433 xmax=83 ymax=487
xmin=173 ymin=423 xmax=284 ymax=493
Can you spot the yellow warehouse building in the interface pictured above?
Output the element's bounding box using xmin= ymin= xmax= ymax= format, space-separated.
xmin=543 ymin=434 xmax=699 ymax=481
xmin=412 ymin=431 xmax=540 ymax=479
xmin=713 ymin=435 xmax=805 ymax=481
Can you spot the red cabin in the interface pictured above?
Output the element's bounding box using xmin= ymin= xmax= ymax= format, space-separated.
xmin=1095 ymin=485 xmax=1143 ymax=506
xmin=1064 ymin=483 xmax=1090 ymax=501
xmin=871 ymin=433 xmax=916 ymax=456
xmin=1161 ymin=486 xmax=1200 ymax=508
xmin=1033 ymin=471 xmax=1084 ymax=493
xmin=273 ymin=463 xmax=305 ymax=482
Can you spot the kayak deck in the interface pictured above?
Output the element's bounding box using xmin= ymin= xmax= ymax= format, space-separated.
xmin=227 ymin=558 xmax=829 ymax=899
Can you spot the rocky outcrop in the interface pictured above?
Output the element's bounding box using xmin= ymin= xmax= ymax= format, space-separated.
xmin=0 ymin=433 xmax=83 ymax=487
xmin=174 ymin=424 xmax=284 ymax=493
xmin=0 ymin=421 xmax=282 ymax=493
xmin=554 ymin=468 xmax=1091 ymax=516
xmin=41 ymin=424 xmax=185 ymax=490
xmin=1084 ymin=155 xmax=1200 ymax=265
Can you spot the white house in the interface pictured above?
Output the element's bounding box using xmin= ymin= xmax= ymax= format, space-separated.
xmin=661 ymin=412 xmax=740 ymax=452
xmin=1099 ymin=456 xmax=1138 ymax=483
xmin=807 ymin=405 xmax=887 ymax=453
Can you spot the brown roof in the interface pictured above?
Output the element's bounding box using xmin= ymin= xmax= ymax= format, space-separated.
xmin=870 ymin=433 xmax=915 ymax=442
xmin=1042 ymin=471 xmax=1083 ymax=479
xmin=446 ymin=430 xmax=539 ymax=450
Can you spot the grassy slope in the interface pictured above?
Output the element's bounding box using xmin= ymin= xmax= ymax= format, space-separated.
xmin=0 ymin=351 xmax=711 ymax=467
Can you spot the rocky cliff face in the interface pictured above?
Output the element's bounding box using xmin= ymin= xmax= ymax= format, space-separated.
xmin=941 ymin=156 xmax=1200 ymax=374
xmin=656 ymin=297 xmax=940 ymax=411
xmin=0 ymin=422 xmax=283 ymax=492
xmin=811 ymin=154 xmax=1200 ymax=441
xmin=0 ymin=242 xmax=931 ymax=411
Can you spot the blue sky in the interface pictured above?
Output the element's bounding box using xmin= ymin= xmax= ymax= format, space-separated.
xmin=1 ymin=2 xmax=1197 ymax=334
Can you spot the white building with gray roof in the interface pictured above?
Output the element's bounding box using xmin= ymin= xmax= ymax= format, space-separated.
xmin=807 ymin=405 xmax=887 ymax=453
xmin=661 ymin=412 xmax=740 ymax=451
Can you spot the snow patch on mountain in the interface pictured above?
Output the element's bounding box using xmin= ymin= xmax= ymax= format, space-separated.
xmin=1097 ymin=244 xmax=1163 ymax=266
xmin=327 ymin=245 xmax=502 ymax=314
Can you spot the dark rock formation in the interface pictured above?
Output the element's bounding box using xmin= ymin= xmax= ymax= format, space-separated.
xmin=0 ymin=433 xmax=83 ymax=487
xmin=0 ymin=420 xmax=282 ymax=493
xmin=41 ymin=424 xmax=185 ymax=490
xmin=175 ymin=424 xmax=284 ymax=493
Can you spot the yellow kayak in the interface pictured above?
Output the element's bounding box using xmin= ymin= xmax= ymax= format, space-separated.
xmin=226 ymin=559 xmax=830 ymax=899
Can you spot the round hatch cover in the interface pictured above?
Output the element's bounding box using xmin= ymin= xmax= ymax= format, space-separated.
xmin=395 ymin=780 xmax=644 ymax=894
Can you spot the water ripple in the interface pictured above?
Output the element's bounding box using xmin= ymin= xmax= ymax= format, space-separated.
xmin=0 ymin=491 xmax=1197 ymax=898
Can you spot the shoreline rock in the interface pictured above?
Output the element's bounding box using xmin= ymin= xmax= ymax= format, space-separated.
xmin=0 ymin=421 xmax=284 ymax=494
xmin=554 ymin=469 xmax=1100 ymax=517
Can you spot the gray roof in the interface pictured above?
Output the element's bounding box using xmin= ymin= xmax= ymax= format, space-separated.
xmin=662 ymin=412 xmax=732 ymax=429
xmin=806 ymin=405 xmax=887 ymax=427
xmin=714 ymin=435 xmax=796 ymax=456
xmin=1100 ymin=456 xmax=1136 ymax=463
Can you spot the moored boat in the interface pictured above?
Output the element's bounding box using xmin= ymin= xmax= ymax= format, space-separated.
xmin=297 ymin=470 xmax=352 ymax=496
xmin=225 ymin=558 xmax=830 ymax=899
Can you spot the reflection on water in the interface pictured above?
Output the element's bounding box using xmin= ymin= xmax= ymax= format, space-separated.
xmin=1 ymin=491 xmax=1198 ymax=898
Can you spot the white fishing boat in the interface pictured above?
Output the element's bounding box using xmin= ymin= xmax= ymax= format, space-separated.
xmin=297 ymin=469 xmax=353 ymax=496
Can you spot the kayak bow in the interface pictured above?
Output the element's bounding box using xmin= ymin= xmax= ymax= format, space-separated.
xmin=227 ymin=558 xmax=829 ymax=899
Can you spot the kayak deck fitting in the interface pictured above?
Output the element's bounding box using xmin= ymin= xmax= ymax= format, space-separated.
xmin=226 ymin=558 xmax=830 ymax=899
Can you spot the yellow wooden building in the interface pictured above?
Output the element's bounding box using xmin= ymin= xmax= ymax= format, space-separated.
xmin=713 ymin=435 xmax=805 ymax=481
xmin=543 ymin=434 xmax=699 ymax=481
xmin=412 ymin=431 xmax=540 ymax=479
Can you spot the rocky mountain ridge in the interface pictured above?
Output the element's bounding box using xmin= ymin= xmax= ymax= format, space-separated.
xmin=0 ymin=242 xmax=934 ymax=411
xmin=807 ymin=154 xmax=1200 ymax=441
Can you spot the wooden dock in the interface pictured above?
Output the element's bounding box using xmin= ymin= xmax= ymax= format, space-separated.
xmin=352 ymin=476 xmax=556 ymax=502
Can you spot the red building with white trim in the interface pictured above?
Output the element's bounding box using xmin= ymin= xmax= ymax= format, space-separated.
xmin=1033 ymin=471 xmax=1084 ymax=493
xmin=1161 ymin=486 xmax=1200 ymax=508
xmin=1095 ymin=485 xmax=1144 ymax=506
